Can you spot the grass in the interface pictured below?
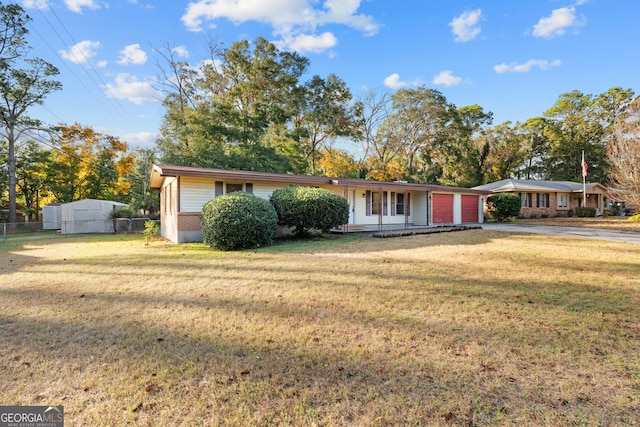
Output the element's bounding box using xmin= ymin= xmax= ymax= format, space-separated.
xmin=511 ymin=215 xmax=640 ymax=232
xmin=1 ymin=231 xmax=639 ymax=426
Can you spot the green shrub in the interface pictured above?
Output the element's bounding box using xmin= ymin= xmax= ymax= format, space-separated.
xmin=110 ymin=206 xmax=141 ymax=219
xmin=200 ymin=191 xmax=277 ymax=251
xmin=486 ymin=193 xmax=521 ymax=222
xmin=575 ymin=207 xmax=597 ymax=217
xmin=270 ymin=186 xmax=349 ymax=236
xmin=143 ymin=220 xmax=159 ymax=246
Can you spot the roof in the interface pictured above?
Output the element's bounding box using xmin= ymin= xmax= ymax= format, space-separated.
xmin=473 ymin=179 xmax=609 ymax=194
xmin=149 ymin=164 xmax=489 ymax=195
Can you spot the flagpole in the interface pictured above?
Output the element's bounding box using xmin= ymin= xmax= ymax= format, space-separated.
xmin=582 ymin=150 xmax=586 ymax=208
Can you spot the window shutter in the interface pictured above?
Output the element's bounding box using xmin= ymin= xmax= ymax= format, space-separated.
xmin=406 ymin=193 xmax=411 ymax=216
xmin=383 ymin=191 xmax=388 ymax=215
xmin=366 ymin=191 xmax=371 ymax=216
xmin=391 ymin=192 xmax=396 ymax=216
xmin=215 ymin=181 xmax=224 ymax=196
xmin=245 ymin=183 xmax=253 ymax=194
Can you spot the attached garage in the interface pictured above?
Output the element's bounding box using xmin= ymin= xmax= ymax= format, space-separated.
xmin=432 ymin=193 xmax=454 ymax=224
xmin=461 ymin=195 xmax=479 ymax=223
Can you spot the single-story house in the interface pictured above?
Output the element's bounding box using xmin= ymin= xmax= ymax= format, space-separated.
xmin=149 ymin=164 xmax=489 ymax=244
xmin=473 ymin=179 xmax=611 ymax=218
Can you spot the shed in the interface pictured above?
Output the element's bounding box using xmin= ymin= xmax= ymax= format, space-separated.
xmin=42 ymin=204 xmax=62 ymax=230
xmin=60 ymin=199 xmax=127 ymax=234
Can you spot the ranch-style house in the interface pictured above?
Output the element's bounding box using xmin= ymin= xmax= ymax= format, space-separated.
xmin=149 ymin=164 xmax=489 ymax=244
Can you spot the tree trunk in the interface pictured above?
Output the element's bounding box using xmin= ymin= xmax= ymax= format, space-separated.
xmin=8 ymin=126 xmax=17 ymax=223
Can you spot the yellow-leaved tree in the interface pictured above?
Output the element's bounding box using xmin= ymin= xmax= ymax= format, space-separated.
xmin=46 ymin=124 xmax=135 ymax=202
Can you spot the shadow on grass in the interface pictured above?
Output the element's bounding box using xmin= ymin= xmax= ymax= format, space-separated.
xmin=1 ymin=231 xmax=639 ymax=425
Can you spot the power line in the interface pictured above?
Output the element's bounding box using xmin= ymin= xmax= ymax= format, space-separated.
xmin=29 ymin=0 xmax=131 ymax=122
xmin=27 ymin=21 xmax=114 ymax=124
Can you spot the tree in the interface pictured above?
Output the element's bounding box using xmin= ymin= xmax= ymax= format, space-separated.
xmin=156 ymin=37 xmax=309 ymax=172
xmin=316 ymin=147 xmax=359 ymax=178
xmin=446 ymin=104 xmax=493 ymax=186
xmin=517 ymin=117 xmax=551 ymax=179
xmin=480 ymin=121 xmax=527 ymax=183
xmin=608 ymin=97 xmax=640 ymax=209
xmin=0 ymin=3 xmax=61 ymax=222
xmin=15 ymin=139 xmax=51 ymax=221
xmin=386 ymin=87 xmax=452 ymax=182
xmin=543 ymin=91 xmax=607 ymax=183
xmin=124 ymin=148 xmax=159 ymax=216
xmin=46 ymin=125 xmax=135 ymax=202
xmin=291 ymin=74 xmax=359 ymax=174
xmin=356 ymin=88 xmax=401 ymax=181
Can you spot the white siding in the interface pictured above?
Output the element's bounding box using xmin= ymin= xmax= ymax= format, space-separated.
xmin=180 ymin=177 xmax=215 ymax=212
xmin=453 ymin=194 xmax=462 ymax=225
xmin=412 ymin=191 xmax=428 ymax=226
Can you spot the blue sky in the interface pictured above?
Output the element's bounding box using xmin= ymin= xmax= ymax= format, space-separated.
xmin=22 ymin=0 xmax=640 ymax=150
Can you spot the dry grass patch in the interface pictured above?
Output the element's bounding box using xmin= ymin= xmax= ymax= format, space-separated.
xmin=513 ymin=216 xmax=640 ymax=232
xmin=1 ymin=232 xmax=639 ymax=426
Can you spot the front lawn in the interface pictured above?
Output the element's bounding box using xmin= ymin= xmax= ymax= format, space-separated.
xmin=1 ymin=232 xmax=639 ymax=425
xmin=512 ymin=215 xmax=640 ymax=232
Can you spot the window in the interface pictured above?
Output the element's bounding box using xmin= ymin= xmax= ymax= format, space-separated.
xmin=520 ymin=192 xmax=533 ymax=208
xmin=371 ymin=191 xmax=380 ymax=215
xmin=536 ymin=193 xmax=550 ymax=208
xmin=226 ymin=183 xmax=243 ymax=194
xmin=558 ymin=194 xmax=568 ymax=208
xmin=396 ymin=193 xmax=404 ymax=215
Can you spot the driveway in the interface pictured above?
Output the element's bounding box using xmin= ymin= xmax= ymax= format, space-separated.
xmin=481 ymin=223 xmax=640 ymax=245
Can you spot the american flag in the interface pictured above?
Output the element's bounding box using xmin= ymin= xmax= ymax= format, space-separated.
xmin=581 ymin=153 xmax=588 ymax=178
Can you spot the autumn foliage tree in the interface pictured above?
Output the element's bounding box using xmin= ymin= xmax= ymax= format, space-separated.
xmin=608 ymin=97 xmax=640 ymax=208
xmin=46 ymin=125 xmax=135 ymax=202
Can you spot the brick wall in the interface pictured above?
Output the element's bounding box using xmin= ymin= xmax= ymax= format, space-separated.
xmin=177 ymin=213 xmax=202 ymax=231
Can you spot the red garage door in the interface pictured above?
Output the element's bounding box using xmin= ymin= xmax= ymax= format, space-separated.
xmin=432 ymin=194 xmax=453 ymax=224
xmin=461 ymin=195 xmax=479 ymax=223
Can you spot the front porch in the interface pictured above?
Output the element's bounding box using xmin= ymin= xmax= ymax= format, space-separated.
xmin=332 ymin=223 xmax=483 ymax=236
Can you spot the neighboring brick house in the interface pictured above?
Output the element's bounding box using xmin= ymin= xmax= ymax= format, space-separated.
xmin=473 ymin=179 xmax=611 ymax=218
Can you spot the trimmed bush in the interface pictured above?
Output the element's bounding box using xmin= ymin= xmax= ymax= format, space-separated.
xmin=575 ymin=207 xmax=597 ymax=217
xmin=200 ymin=191 xmax=277 ymax=251
xmin=486 ymin=193 xmax=521 ymax=222
xmin=270 ymin=186 xmax=349 ymax=236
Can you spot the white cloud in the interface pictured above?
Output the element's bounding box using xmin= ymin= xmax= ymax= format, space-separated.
xmin=21 ymin=0 xmax=50 ymax=9
xmin=432 ymin=70 xmax=463 ymax=87
xmin=104 ymin=73 xmax=163 ymax=105
xmin=383 ymin=73 xmax=409 ymax=89
xmin=181 ymin=0 xmax=379 ymax=53
xmin=121 ymin=131 xmax=159 ymax=148
xmin=60 ymin=40 xmax=101 ymax=64
xmin=64 ymin=0 xmax=101 ymax=13
xmin=172 ymin=46 xmax=190 ymax=58
xmin=493 ymin=59 xmax=562 ymax=73
xmin=281 ymin=32 xmax=338 ymax=53
xmin=449 ymin=9 xmax=482 ymax=42
xmin=532 ymin=7 xmax=584 ymax=39
xmin=118 ymin=44 xmax=148 ymax=65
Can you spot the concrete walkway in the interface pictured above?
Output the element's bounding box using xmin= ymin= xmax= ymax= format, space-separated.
xmin=481 ymin=223 xmax=640 ymax=245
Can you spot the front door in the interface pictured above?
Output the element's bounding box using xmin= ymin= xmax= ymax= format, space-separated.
xmin=348 ymin=190 xmax=356 ymax=224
